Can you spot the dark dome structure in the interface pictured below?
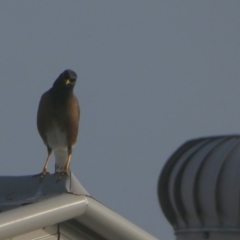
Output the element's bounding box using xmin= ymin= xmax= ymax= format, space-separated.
xmin=158 ymin=135 xmax=240 ymax=240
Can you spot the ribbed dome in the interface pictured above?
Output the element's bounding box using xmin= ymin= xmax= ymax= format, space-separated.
xmin=158 ymin=135 xmax=240 ymax=239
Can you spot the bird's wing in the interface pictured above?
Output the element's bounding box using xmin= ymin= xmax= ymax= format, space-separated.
xmin=37 ymin=90 xmax=53 ymax=145
xmin=65 ymin=95 xmax=80 ymax=146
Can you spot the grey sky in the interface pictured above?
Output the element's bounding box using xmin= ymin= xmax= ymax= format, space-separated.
xmin=0 ymin=1 xmax=239 ymax=239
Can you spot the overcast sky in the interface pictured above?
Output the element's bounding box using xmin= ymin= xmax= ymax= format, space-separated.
xmin=0 ymin=2 xmax=240 ymax=239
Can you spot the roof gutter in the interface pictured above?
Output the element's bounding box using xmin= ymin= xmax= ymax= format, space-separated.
xmin=0 ymin=194 xmax=87 ymax=239
xmin=0 ymin=193 xmax=158 ymax=240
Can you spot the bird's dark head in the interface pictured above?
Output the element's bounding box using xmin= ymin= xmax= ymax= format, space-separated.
xmin=53 ymin=69 xmax=77 ymax=91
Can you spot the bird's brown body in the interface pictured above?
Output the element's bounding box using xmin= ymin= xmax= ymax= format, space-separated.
xmin=37 ymin=90 xmax=80 ymax=147
xmin=37 ymin=70 xmax=80 ymax=177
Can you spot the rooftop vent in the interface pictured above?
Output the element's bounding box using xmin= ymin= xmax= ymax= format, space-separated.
xmin=158 ymin=135 xmax=240 ymax=240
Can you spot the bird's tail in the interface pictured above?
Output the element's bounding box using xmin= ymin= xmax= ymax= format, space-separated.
xmin=54 ymin=148 xmax=68 ymax=172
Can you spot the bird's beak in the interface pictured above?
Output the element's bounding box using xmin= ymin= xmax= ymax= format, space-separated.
xmin=65 ymin=79 xmax=71 ymax=85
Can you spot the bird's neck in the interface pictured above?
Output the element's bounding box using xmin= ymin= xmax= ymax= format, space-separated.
xmin=50 ymin=87 xmax=74 ymax=104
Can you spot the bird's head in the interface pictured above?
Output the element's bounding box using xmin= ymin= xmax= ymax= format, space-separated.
xmin=53 ymin=69 xmax=77 ymax=91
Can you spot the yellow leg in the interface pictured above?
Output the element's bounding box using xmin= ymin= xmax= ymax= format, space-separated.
xmin=40 ymin=147 xmax=52 ymax=178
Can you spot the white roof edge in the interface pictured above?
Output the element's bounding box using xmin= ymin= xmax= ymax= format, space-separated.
xmin=0 ymin=194 xmax=88 ymax=239
xmin=0 ymin=193 xmax=158 ymax=240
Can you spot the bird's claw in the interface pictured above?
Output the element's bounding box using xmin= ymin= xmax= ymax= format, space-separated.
xmin=40 ymin=169 xmax=50 ymax=178
xmin=56 ymin=169 xmax=70 ymax=182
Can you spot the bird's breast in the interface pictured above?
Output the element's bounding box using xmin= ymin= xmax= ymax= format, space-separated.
xmin=46 ymin=124 xmax=68 ymax=150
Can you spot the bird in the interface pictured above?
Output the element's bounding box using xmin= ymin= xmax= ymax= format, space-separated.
xmin=37 ymin=69 xmax=80 ymax=178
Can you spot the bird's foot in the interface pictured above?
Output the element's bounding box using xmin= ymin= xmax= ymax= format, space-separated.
xmin=39 ymin=168 xmax=50 ymax=178
xmin=56 ymin=169 xmax=70 ymax=181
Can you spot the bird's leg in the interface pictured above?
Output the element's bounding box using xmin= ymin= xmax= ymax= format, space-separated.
xmin=40 ymin=146 xmax=52 ymax=178
xmin=59 ymin=146 xmax=72 ymax=178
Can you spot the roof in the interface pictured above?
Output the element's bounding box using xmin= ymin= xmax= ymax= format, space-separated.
xmin=0 ymin=173 xmax=158 ymax=240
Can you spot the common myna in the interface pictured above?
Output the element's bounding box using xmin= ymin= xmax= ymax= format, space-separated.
xmin=37 ymin=69 xmax=80 ymax=178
